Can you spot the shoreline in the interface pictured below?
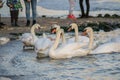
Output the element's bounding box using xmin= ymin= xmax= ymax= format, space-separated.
xmin=0 ymin=17 xmax=120 ymax=37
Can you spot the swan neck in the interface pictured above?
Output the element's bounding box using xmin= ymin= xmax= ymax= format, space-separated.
xmin=31 ymin=26 xmax=36 ymax=38
xmin=88 ymin=30 xmax=94 ymax=50
xmin=74 ymin=26 xmax=79 ymax=42
xmin=61 ymin=30 xmax=66 ymax=43
xmin=52 ymin=30 xmax=61 ymax=50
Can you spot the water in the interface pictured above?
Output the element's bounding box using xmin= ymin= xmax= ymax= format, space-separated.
xmin=0 ymin=40 xmax=120 ymax=80
xmin=38 ymin=0 xmax=120 ymax=11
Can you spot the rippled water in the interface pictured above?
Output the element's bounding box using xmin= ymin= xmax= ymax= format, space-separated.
xmin=38 ymin=0 xmax=120 ymax=11
xmin=0 ymin=40 xmax=120 ymax=80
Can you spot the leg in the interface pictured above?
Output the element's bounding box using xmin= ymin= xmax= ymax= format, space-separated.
xmin=79 ymin=0 xmax=85 ymax=18
xmin=10 ymin=10 xmax=14 ymax=26
xmin=68 ymin=0 xmax=76 ymax=19
xmin=24 ymin=0 xmax=30 ymax=26
xmin=14 ymin=10 xmax=19 ymax=26
xmin=69 ymin=0 xmax=75 ymax=15
xmin=0 ymin=14 xmax=2 ymax=28
xmin=86 ymin=0 xmax=90 ymax=17
xmin=31 ymin=0 xmax=37 ymax=25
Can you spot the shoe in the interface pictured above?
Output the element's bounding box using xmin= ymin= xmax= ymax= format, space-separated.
xmin=26 ymin=20 xmax=30 ymax=26
xmin=67 ymin=14 xmax=76 ymax=20
xmin=0 ymin=22 xmax=5 ymax=26
xmin=32 ymin=20 xmax=36 ymax=25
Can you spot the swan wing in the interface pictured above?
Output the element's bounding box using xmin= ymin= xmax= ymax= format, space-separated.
xmin=51 ymin=43 xmax=88 ymax=59
xmin=35 ymin=37 xmax=53 ymax=52
xmin=91 ymin=42 xmax=120 ymax=54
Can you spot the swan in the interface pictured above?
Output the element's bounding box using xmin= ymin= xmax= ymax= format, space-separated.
xmin=34 ymin=34 xmax=53 ymax=58
xmin=67 ymin=23 xmax=89 ymax=45
xmin=20 ymin=24 xmax=41 ymax=49
xmin=68 ymin=23 xmax=118 ymax=50
xmin=35 ymin=24 xmax=65 ymax=58
xmin=90 ymin=35 xmax=120 ymax=54
xmin=49 ymin=27 xmax=94 ymax=59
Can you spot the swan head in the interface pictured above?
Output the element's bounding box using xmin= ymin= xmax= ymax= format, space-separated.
xmin=68 ymin=23 xmax=77 ymax=31
xmin=82 ymin=27 xmax=93 ymax=36
xmin=32 ymin=23 xmax=41 ymax=29
xmin=51 ymin=24 xmax=61 ymax=33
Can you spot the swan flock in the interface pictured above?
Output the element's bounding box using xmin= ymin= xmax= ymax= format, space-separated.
xmin=19 ymin=23 xmax=120 ymax=59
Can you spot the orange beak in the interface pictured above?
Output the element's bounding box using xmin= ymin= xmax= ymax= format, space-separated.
xmin=81 ymin=31 xmax=87 ymax=36
xmin=38 ymin=27 xmax=41 ymax=29
xmin=67 ymin=27 xmax=72 ymax=32
xmin=51 ymin=28 xmax=56 ymax=33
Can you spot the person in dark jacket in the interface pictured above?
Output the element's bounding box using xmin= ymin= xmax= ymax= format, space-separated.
xmin=7 ymin=0 xmax=22 ymax=27
xmin=79 ymin=0 xmax=90 ymax=18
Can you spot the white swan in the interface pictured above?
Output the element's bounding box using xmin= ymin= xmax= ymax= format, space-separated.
xmin=90 ymin=35 xmax=120 ymax=54
xmin=67 ymin=23 xmax=89 ymax=45
xmin=20 ymin=24 xmax=41 ymax=49
xmin=68 ymin=23 xmax=116 ymax=50
xmin=34 ymin=34 xmax=53 ymax=58
xmin=49 ymin=27 xmax=94 ymax=59
xmin=35 ymin=24 xmax=64 ymax=58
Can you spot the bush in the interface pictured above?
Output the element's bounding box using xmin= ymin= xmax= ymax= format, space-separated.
xmin=112 ymin=14 xmax=120 ymax=18
xmin=104 ymin=14 xmax=111 ymax=18
xmin=97 ymin=14 xmax=103 ymax=18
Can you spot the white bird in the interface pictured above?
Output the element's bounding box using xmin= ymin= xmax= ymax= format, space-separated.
xmin=35 ymin=33 xmax=53 ymax=58
xmin=35 ymin=24 xmax=64 ymax=58
xmin=20 ymin=24 xmax=41 ymax=49
xmin=67 ymin=23 xmax=89 ymax=45
xmin=90 ymin=35 xmax=120 ymax=54
xmin=0 ymin=37 xmax=10 ymax=45
xmin=49 ymin=27 xmax=94 ymax=59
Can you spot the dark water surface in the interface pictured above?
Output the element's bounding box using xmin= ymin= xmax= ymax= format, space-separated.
xmin=0 ymin=40 xmax=120 ymax=80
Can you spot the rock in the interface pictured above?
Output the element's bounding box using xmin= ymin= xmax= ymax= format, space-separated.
xmin=0 ymin=37 xmax=10 ymax=45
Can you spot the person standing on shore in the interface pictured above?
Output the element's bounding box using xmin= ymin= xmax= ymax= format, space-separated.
xmin=7 ymin=0 xmax=22 ymax=27
xmin=24 ymin=0 xmax=37 ymax=26
xmin=0 ymin=0 xmax=6 ymax=28
xmin=79 ymin=0 xmax=90 ymax=18
xmin=67 ymin=0 xmax=76 ymax=20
